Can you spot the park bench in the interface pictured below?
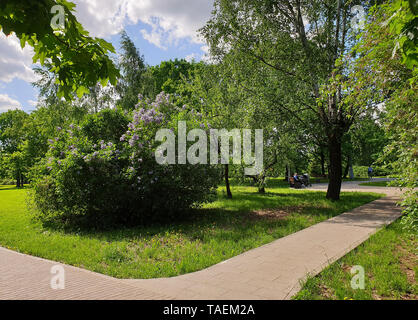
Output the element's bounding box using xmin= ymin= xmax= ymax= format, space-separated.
xmin=289 ymin=177 xmax=303 ymax=189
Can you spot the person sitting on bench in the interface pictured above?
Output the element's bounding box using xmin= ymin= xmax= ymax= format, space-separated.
xmin=290 ymin=173 xmax=302 ymax=188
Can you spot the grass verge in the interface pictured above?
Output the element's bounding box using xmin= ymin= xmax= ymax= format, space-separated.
xmin=359 ymin=181 xmax=393 ymax=187
xmin=0 ymin=181 xmax=384 ymax=279
xmin=293 ymin=220 xmax=417 ymax=300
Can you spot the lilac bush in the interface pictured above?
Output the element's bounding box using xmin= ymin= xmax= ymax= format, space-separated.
xmin=31 ymin=93 xmax=220 ymax=228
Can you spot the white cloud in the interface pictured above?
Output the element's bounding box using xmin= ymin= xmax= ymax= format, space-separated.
xmin=71 ymin=0 xmax=128 ymax=38
xmin=0 ymin=0 xmax=214 ymax=103
xmin=125 ymin=0 xmax=213 ymax=45
xmin=0 ymin=94 xmax=22 ymax=112
xmin=140 ymin=18 xmax=168 ymax=49
xmin=185 ymin=53 xmax=198 ymax=62
xmin=72 ymin=0 xmax=213 ymax=47
xmin=0 ymin=34 xmax=36 ymax=83
xmin=200 ymin=45 xmax=215 ymax=63
xmin=27 ymin=99 xmax=38 ymax=107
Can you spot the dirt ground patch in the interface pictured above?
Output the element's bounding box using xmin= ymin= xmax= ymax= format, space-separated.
xmin=248 ymin=208 xmax=291 ymax=221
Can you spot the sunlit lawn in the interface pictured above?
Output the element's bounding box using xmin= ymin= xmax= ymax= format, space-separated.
xmin=293 ymin=220 xmax=417 ymax=300
xmin=0 ymin=180 xmax=384 ymax=279
xmin=359 ymin=181 xmax=394 ymax=187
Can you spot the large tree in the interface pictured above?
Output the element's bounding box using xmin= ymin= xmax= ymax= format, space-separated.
xmin=116 ymin=30 xmax=147 ymax=110
xmin=0 ymin=109 xmax=29 ymax=186
xmin=346 ymin=0 xmax=417 ymax=232
xmin=201 ymin=0 xmax=373 ymax=200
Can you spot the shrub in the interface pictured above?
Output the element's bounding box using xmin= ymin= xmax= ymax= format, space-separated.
xmin=353 ymin=165 xmax=393 ymax=177
xmin=308 ymin=159 xmax=326 ymax=177
xmin=0 ymin=178 xmax=15 ymax=185
xmin=31 ymin=93 xmax=220 ymax=228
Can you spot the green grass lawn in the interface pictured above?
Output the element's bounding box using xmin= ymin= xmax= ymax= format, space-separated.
xmin=262 ymin=177 xmax=369 ymax=185
xmin=0 ymin=181 xmax=384 ymax=279
xmin=293 ymin=220 xmax=417 ymax=300
xmin=359 ymin=181 xmax=394 ymax=187
xmin=310 ymin=177 xmax=369 ymax=184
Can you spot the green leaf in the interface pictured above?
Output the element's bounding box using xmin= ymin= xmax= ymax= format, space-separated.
xmin=76 ymin=86 xmax=89 ymax=98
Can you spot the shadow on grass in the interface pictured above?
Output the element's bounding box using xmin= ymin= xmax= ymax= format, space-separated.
xmin=39 ymin=189 xmax=381 ymax=246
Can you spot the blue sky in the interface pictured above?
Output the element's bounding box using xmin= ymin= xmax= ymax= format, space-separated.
xmin=0 ymin=0 xmax=213 ymax=113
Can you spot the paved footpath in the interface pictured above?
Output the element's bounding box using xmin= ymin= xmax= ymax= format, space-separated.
xmin=0 ymin=180 xmax=403 ymax=300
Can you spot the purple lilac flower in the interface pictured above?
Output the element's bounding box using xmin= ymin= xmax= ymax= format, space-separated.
xmin=141 ymin=114 xmax=151 ymax=124
xmin=69 ymin=123 xmax=75 ymax=129
xmin=120 ymin=135 xmax=126 ymax=142
xmin=56 ymin=127 xmax=62 ymax=131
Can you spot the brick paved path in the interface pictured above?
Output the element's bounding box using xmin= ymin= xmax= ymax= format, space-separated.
xmin=0 ymin=180 xmax=403 ymax=300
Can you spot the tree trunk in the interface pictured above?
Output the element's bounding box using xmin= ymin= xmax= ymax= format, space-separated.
xmin=326 ymin=135 xmax=342 ymax=200
xmin=342 ymin=155 xmax=350 ymax=179
xmin=224 ymin=164 xmax=232 ymax=199
xmin=258 ymin=175 xmax=265 ymax=193
xmin=284 ymin=165 xmax=289 ymax=181
xmin=16 ymin=172 xmax=21 ymax=188
xmin=320 ymin=149 xmax=326 ymax=177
